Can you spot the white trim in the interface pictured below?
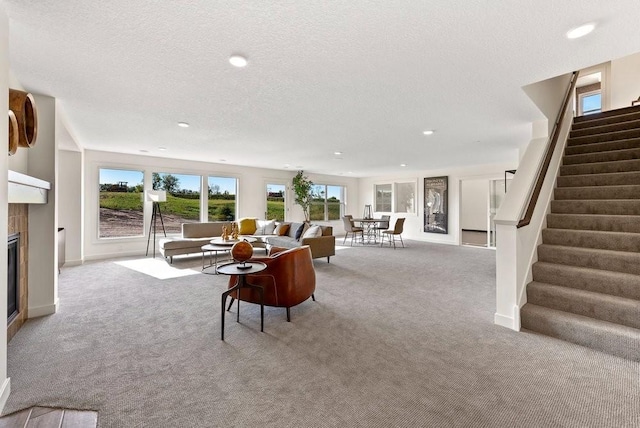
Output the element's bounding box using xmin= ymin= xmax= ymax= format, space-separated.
xmin=64 ymin=259 xmax=84 ymax=267
xmin=0 ymin=378 xmax=11 ymax=413
xmin=28 ymin=297 xmax=59 ymax=318
xmin=494 ymin=311 xmax=519 ymax=331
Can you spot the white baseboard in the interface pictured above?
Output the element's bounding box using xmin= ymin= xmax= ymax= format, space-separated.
xmin=494 ymin=312 xmax=519 ymax=331
xmin=0 ymin=377 xmax=11 ymax=413
xmin=64 ymin=259 xmax=83 ymax=267
xmin=28 ymin=298 xmax=59 ymax=318
xmin=84 ymin=250 xmax=145 ymax=261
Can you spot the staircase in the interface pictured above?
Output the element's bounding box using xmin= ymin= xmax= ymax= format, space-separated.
xmin=521 ymin=104 xmax=640 ymax=361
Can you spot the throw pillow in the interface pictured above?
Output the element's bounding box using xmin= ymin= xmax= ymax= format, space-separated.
xmin=237 ymin=218 xmax=257 ymax=235
xmin=274 ymin=223 xmax=290 ymax=236
xmin=295 ymin=223 xmax=309 ymax=241
xmin=302 ymin=225 xmax=322 ymax=239
xmin=255 ymin=219 xmax=276 ymax=235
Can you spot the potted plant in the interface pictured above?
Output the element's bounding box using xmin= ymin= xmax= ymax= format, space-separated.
xmin=292 ymin=170 xmax=314 ymax=222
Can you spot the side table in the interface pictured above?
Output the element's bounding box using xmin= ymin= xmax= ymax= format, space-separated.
xmin=216 ymin=261 xmax=267 ymax=340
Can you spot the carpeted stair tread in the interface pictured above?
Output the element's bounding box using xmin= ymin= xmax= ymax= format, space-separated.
xmin=560 ymin=159 xmax=640 ymax=176
xmin=562 ymin=147 xmax=640 ymax=165
xmin=520 ymin=304 xmax=640 ymax=361
xmin=572 ymin=110 xmax=640 ymax=130
xmin=541 ymin=228 xmax=640 ymax=252
xmin=567 ymin=128 xmax=640 ymax=146
xmin=537 ymin=244 xmax=640 ymax=275
xmin=573 ymin=104 xmax=640 ymax=123
xmin=527 ymin=282 xmax=640 ymax=329
xmin=564 ymin=137 xmax=640 ymax=156
xmin=569 ymin=118 xmax=640 ymax=138
xmin=554 ymin=184 xmax=640 ymax=200
xmin=546 ymin=213 xmax=640 ymax=233
xmin=557 ymin=171 xmax=640 ymax=187
xmin=532 ymin=261 xmax=640 ymax=300
xmin=550 ymin=199 xmax=640 ymax=215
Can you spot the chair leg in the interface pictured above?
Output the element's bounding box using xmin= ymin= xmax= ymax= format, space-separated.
xmin=312 ymin=293 xmax=316 ymax=301
xmin=227 ymin=297 xmax=234 ymax=311
xmin=286 ymin=307 xmax=291 ymax=322
xmin=343 ymin=232 xmax=349 ymax=244
xmin=399 ymin=235 xmax=404 ymax=248
xmin=327 ymin=256 xmax=330 ymax=263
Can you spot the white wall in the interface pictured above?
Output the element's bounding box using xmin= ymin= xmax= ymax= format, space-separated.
xmin=461 ymin=180 xmax=488 ymax=231
xmin=80 ymin=150 xmax=358 ymax=260
xmin=59 ymin=150 xmax=83 ymax=265
xmin=357 ymin=162 xmax=517 ymax=246
xmin=27 ymin=94 xmax=58 ymax=318
xmin=0 ymin=4 xmax=11 ymax=411
xmin=610 ymin=52 xmax=640 ymax=110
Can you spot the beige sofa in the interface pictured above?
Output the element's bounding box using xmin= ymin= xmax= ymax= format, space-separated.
xmin=158 ymin=220 xmax=335 ymax=263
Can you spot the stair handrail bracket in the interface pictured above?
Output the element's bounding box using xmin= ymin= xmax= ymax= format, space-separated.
xmin=494 ymin=71 xmax=577 ymax=331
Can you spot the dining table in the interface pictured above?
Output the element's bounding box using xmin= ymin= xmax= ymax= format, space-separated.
xmin=351 ymin=218 xmax=381 ymax=244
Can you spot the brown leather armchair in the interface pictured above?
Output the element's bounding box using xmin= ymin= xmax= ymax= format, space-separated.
xmin=226 ymin=245 xmax=316 ymax=321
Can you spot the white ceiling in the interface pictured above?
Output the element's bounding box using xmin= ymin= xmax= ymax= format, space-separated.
xmin=4 ymin=1 xmax=640 ymax=177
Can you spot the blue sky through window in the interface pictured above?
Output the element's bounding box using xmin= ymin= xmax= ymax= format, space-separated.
xmin=582 ymin=93 xmax=601 ymax=114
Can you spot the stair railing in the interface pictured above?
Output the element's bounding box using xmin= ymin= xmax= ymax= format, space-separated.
xmin=516 ymin=71 xmax=578 ymax=228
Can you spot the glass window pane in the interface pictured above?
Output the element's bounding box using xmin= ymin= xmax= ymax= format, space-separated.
xmin=310 ymin=185 xmax=325 ymax=221
xmin=208 ymin=176 xmax=237 ymax=221
xmin=266 ymin=184 xmax=285 ymax=221
xmin=582 ymin=93 xmax=601 ymax=115
xmin=327 ymin=185 xmax=342 ymax=220
xmin=375 ymin=184 xmax=392 ymax=212
xmin=153 ymin=172 xmax=201 ymax=233
xmin=395 ymin=182 xmax=415 ymax=213
xmin=99 ymin=169 xmax=144 ymax=238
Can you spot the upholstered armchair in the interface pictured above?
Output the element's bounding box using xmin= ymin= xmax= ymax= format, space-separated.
xmin=226 ymin=245 xmax=316 ymax=321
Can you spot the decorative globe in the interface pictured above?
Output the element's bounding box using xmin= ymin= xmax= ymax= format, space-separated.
xmin=231 ymin=240 xmax=253 ymax=263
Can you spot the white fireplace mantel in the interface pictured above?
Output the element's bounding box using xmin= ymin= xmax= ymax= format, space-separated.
xmin=8 ymin=170 xmax=51 ymax=204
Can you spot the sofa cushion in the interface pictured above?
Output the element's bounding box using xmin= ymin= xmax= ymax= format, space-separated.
xmin=274 ymin=222 xmax=290 ymax=236
xmin=266 ymin=236 xmax=299 ymax=249
xmin=238 ymin=218 xmax=257 ymax=235
xmin=294 ymin=223 xmax=308 ymax=241
xmin=288 ymin=222 xmax=304 ymax=239
xmin=255 ymin=219 xmax=276 ymax=235
xmin=302 ymin=225 xmax=322 ymax=239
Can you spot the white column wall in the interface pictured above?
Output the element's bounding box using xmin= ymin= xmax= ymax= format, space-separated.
xmin=0 ymin=4 xmax=11 ymax=411
xmin=82 ymin=150 xmax=358 ymax=260
xmin=357 ymin=162 xmax=517 ymax=246
xmin=461 ymin=180 xmax=489 ymax=231
xmin=610 ymin=52 xmax=640 ymax=110
xmin=27 ymin=94 xmax=58 ymax=318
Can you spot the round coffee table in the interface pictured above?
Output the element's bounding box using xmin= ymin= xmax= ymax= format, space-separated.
xmin=200 ymin=244 xmax=232 ymax=275
xmin=209 ymin=236 xmax=257 ymax=246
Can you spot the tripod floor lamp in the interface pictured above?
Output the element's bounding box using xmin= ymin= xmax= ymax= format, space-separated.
xmin=146 ymin=190 xmax=167 ymax=257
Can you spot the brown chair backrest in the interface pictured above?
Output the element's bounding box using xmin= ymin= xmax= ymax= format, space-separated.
xmin=393 ymin=218 xmax=405 ymax=234
xmin=379 ymin=215 xmax=391 ymax=229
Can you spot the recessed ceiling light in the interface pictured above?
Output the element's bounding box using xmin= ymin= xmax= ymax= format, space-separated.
xmin=566 ymin=23 xmax=595 ymax=39
xmin=400 ymin=163 xmax=407 ymax=167
xmin=229 ymin=55 xmax=248 ymax=67
xmin=178 ymin=122 xmax=189 ymax=128
xmin=284 ymin=164 xmax=290 ymax=168
xmin=423 ymin=130 xmax=434 ymax=135
xmin=219 ymin=159 xmax=226 ymax=162
xmin=334 ymin=151 xmax=342 ymax=155
xmin=158 ymin=147 xmax=167 ymax=151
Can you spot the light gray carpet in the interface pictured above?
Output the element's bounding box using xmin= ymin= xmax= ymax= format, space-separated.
xmin=3 ymin=241 xmax=640 ymax=427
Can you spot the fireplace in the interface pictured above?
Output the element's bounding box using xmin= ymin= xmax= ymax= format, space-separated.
xmin=8 ymin=233 xmax=19 ymax=323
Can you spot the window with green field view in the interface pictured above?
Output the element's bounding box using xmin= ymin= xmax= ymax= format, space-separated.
xmin=153 ymin=172 xmax=201 ymax=233
xmin=310 ymin=184 xmax=344 ymax=221
xmin=208 ymin=176 xmax=237 ymax=221
xmin=266 ymin=183 xmax=286 ymax=221
xmin=99 ymin=168 xmax=144 ymax=238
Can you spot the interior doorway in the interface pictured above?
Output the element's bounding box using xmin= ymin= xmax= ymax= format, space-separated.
xmin=460 ymin=176 xmax=511 ymax=248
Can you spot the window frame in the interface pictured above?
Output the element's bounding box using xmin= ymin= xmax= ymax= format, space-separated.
xmin=98 ymin=167 xmax=145 ymax=240
xmin=310 ymin=183 xmax=346 ymax=222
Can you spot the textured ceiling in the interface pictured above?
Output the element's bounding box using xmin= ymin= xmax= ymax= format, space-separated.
xmin=4 ymin=1 xmax=640 ymax=177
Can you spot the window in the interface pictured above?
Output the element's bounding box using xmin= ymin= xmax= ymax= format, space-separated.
xmin=375 ymin=184 xmax=392 ymax=212
xmin=310 ymin=184 xmax=345 ymax=221
xmin=208 ymin=176 xmax=237 ymax=221
xmin=153 ymin=172 xmax=201 ymax=233
xmin=266 ymin=183 xmax=286 ymax=221
xmin=579 ymin=91 xmax=602 ymax=115
xmin=99 ymin=168 xmax=144 ymax=238
xmin=395 ymin=182 xmax=416 ymax=214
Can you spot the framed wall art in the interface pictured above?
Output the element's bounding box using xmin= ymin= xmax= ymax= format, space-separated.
xmin=424 ymin=176 xmax=448 ymax=234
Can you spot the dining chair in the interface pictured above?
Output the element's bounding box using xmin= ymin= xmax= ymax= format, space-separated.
xmin=380 ymin=218 xmax=405 ymax=249
xmin=342 ymin=215 xmax=364 ymax=246
xmin=374 ymin=215 xmax=391 ymax=240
